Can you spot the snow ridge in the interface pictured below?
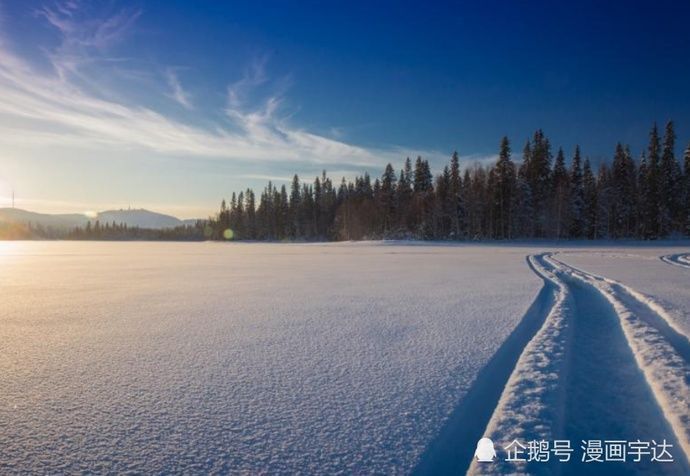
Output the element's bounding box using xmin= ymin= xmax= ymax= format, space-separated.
xmin=548 ymin=254 xmax=690 ymax=462
xmin=661 ymin=253 xmax=690 ymax=270
xmin=468 ymin=254 xmax=572 ymax=476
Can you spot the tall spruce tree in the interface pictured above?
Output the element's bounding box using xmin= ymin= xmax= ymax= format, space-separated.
xmin=583 ymin=158 xmax=597 ymax=239
xmin=395 ymin=158 xmax=413 ymax=232
xmin=568 ymin=146 xmax=585 ymax=238
xmin=289 ymin=174 xmax=301 ymax=238
xmin=660 ymin=121 xmax=683 ymax=234
xmin=527 ymin=130 xmax=553 ymax=237
xmin=684 ymin=143 xmax=690 ymax=235
xmin=380 ymin=163 xmax=397 ymax=234
xmin=493 ymin=137 xmax=516 ymax=239
xmin=642 ymin=124 xmax=661 ymax=238
xmin=611 ymin=143 xmax=637 ymax=237
xmin=517 ymin=141 xmax=535 ymax=236
xmin=435 ymin=166 xmax=452 ymax=238
xmin=449 ymin=151 xmax=463 ymax=238
xmin=551 ymin=147 xmax=570 ymax=238
xmin=596 ymin=164 xmax=613 ymax=238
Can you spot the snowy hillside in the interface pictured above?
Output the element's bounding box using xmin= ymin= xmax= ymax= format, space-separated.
xmin=0 ymin=207 xmax=88 ymax=229
xmin=96 ymin=209 xmax=185 ymax=229
xmin=0 ymin=207 xmax=200 ymax=230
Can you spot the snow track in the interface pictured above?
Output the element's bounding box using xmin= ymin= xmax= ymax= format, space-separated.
xmin=465 ymin=253 xmax=690 ymax=475
xmin=414 ymin=257 xmax=557 ymax=475
xmin=549 ymin=255 xmax=690 ymax=461
xmin=467 ymin=255 xmax=572 ymax=475
xmin=661 ymin=253 xmax=690 ymax=270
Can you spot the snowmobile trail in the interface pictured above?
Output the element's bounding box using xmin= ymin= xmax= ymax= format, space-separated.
xmin=549 ymin=256 xmax=690 ymax=461
xmin=467 ymin=253 xmax=690 ymax=476
xmin=413 ymin=257 xmax=557 ymax=475
xmin=546 ymin=255 xmax=688 ymax=476
xmin=661 ymin=253 xmax=690 ymax=270
xmin=467 ymin=254 xmax=573 ymax=475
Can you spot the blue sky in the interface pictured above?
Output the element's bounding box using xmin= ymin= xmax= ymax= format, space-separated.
xmin=0 ymin=0 xmax=689 ymax=218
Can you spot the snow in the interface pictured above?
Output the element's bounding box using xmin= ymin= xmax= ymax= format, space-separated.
xmin=2 ymin=241 xmax=690 ymax=474
xmin=469 ymin=254 xmax=571 ymax=475
xmin=470 ymin=250 xmax=690 ymax=475
xmin=558 ymin=248 xmax=690 ymax=337
xmin=0 ymin=241 xmax=540 ymax=474
xmin=548 ymin=254 xmax=690 ymax=468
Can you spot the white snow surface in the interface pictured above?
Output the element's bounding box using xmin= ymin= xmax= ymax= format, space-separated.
xmin=559 ymin=248 xmax=690 ymax=337
xmin=548 ymin=254 xmax=690 ymax=461
xmin=469 ymin=248 xmax=690 ymax=475
xmin=469 ymin=254 xmax=571 ymax=475
xmin=0 ymin=241 xmax=541 ymax=474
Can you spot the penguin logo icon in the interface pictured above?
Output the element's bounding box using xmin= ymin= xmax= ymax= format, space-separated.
xmin=475 ymin=437 xmax=496 ymax=462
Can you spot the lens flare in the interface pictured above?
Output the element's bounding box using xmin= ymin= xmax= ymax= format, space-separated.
xmin=223 ymin=228 xmax=234 ymax=240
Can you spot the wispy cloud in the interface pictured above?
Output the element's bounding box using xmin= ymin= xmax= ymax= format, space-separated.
xmin=226 ymin=55 xmax=269 ymax=108
xmin=165 ymin=69 xmax=192 ymax=109
xmin=35 ymin=1 xmax=141 ymax=81
xmin=0 ymin=2 xmax=456 ymax=175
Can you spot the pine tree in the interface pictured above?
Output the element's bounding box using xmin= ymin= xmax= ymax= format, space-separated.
xmin=583 ymin=158 xmax=597 ymax=239
xmin=551 ymin=147 xmax=570 ymax=238
xmin=319 ymin=171 xmax=336 ymax=239
xmin=412 ymin=157 xmax=434 ymax=237
xmin=637 ymin=152 xmax=648 ymax=238
xmin=413 ymin=156 xmax=433 ymax=192
xmin=380 ymin=163 xmax=397 ymax=234
xmin=660 ymin=121 xmax=683 ymax=235
xmin=611 ymin=143 xmax=637 ymax=237
xmin=289 ymin=174 xmax=301 ymax=238
xmin=395 ymin=158 xmax=413 ymax=232
xmin=624 ymin=146 xmax=638 ymax=235
xmin=526 ymin=130 xmax=553 ymax=237
xmin=568 ymin=145 xmax=585 ymax=238
xmin=245 ymin=189 xmax=256 ymax=239
xmin=434 ymin=166 xmax=451 ymax=238
xmin=517 ymin=140 xmax=535 ymax=236
xmin=511 ymin=175 xmax=533 ymax=238
xmin=493 ymin=137 xmax=516 ymax=239
xmin=684 ymin=143 xmax=690 ymax=235
xmin=448 ymin=152 xmax=463 ymax=238
xmin=278 ymin=185 xmax=289 ymax=239
xmin=596 ymin=163 xmax=613 ymax=238
xmin=642 ymin=123 xmax=661 ymax=239
xmin=236 ymin=191 xmax=245 ymax=237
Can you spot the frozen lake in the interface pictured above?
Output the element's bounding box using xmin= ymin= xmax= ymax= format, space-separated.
xmin=0 ymin=241 xmax=541 ymax=474
xmin=2 ymin=241 xmax=689 ymax=474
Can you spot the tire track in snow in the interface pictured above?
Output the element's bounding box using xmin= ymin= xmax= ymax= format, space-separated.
xmin=467 ymin=253 xmax=573 ymax=475
xmin=468 ymin=253 xmax=690 ymax=475
xmin=413 ymin=257 xmax=557 ymax=476
xmin=548 ymin=255 xmax=690 ymax=465
xmin=661 ymin=253 xmax=690 ymax=270
xmin=553 ymin=255 xmax=690 ymax=359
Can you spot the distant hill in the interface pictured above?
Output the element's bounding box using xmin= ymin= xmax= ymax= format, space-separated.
xmin=96 ymin=209 xmax=184 ymax=229
xmin=0 ymin=207 xmax=202 ymax=230
xmin=0 ymin=208 xmax=88 ymax=229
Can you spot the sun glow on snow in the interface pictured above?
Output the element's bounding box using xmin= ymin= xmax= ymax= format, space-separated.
xmin=0 ymin=241 xmax=25 ymax=256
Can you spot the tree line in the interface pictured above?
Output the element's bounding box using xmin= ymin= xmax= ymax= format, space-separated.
xmin=0 ymin=220 xmax=206 ymax=240
xmin=209 ymin=122 xmax=690 ymax=241
xmin=67 ymin=220 xmax=206 ymax=240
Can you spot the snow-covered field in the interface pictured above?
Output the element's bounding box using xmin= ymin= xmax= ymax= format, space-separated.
xmin=1 ymin=241 xmax=689 ymax=475
xmin=0 ymin=241 xmax=540 ymax=474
